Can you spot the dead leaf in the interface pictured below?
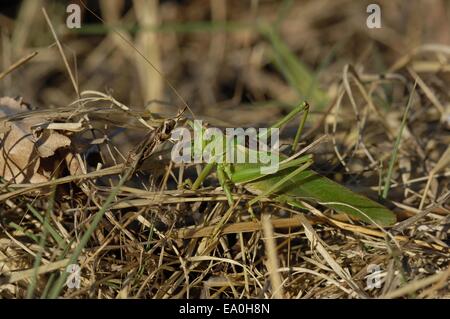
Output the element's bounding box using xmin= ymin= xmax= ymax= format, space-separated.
xmin=0 ymin=97 xmax=43 ymax=183
xmin=36 ymin=130 xmax=71 ymax=158
xmin=65 ymin=152 xmax=84 ymax=176
xmin=0 ymin=96 xmax=75 ymax=183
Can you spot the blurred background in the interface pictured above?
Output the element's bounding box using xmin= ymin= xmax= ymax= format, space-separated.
xmin=1 ymin=0 xmax=449 ymax=120
xmin=1 ymin=0 xmax=449 ymax=185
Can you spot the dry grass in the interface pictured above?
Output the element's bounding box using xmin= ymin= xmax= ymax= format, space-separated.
xmin=0 ymin=0 xmax=449 ymax=299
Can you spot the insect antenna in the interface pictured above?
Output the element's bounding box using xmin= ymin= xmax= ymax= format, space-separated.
xmin=79 ymin=0 xmax=196 ymax=119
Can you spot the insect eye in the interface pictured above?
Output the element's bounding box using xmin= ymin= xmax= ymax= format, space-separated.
xmin=163 ymin=120 xmax=175 ymax=133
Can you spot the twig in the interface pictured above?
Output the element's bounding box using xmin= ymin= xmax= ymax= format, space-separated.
xmin=0 ymin=51 xmax=37 ymax=80
xmin=42 ymin=8 xmax=79 ymax=97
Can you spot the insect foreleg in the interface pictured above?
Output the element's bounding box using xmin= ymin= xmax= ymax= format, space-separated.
xmin=217 ymin=163 xmax=235 ymax=206
xmin=292 ymin=102 xmax=310 ymax=152
xmin=191 ymin=162 xmax=215 ymax=190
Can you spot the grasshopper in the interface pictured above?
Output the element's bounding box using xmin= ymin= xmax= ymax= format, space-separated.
xmin=79 ymin=2 xmax=396 ymax=227
xmin=188 ymin=102 xmax=396 ymax=227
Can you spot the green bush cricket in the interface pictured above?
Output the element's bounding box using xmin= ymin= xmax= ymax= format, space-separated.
xmin=189 ymin=102 xmax=396 ymax=227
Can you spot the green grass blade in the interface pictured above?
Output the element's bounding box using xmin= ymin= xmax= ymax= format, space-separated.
xmin=47 ymin=170 xmax=131 ymax=298
xmin=70 ymin=21 xmax=254 ymax=35
xmin=382 ymin=82 xmax=417 ymax=199
xmin=27 ymin=204 xmax=65 ymax=248
xmin=26 ymin=222 xmax=48 ymax=299
xmin=260 ymin=25 xmax=329 ymax=109
xmin=26 ymin=186 xmax=56 ymax=299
